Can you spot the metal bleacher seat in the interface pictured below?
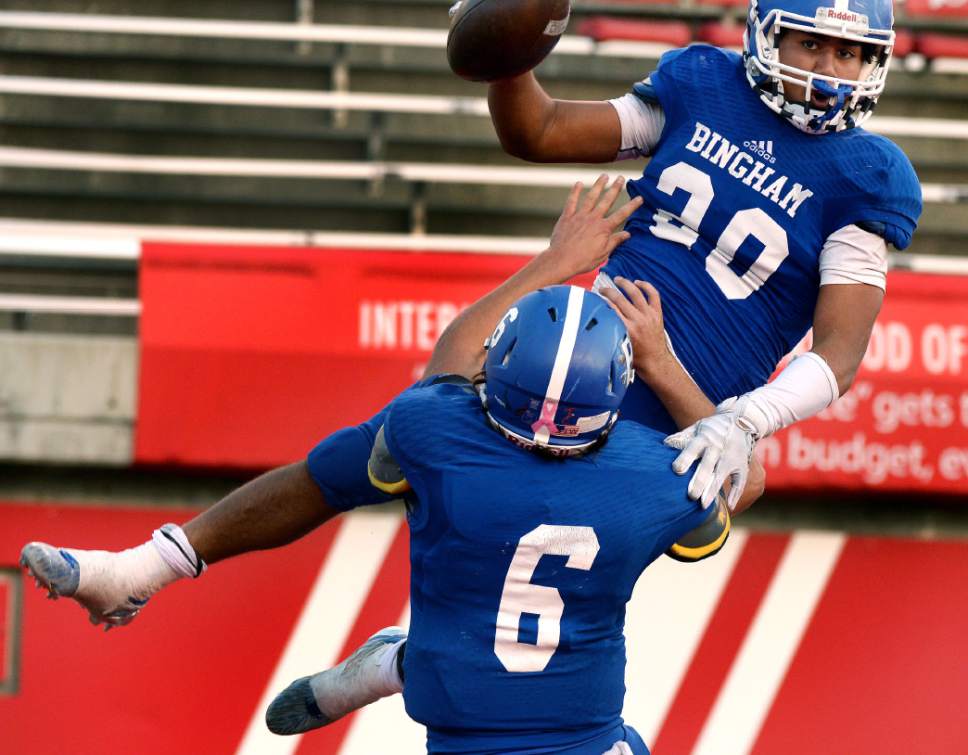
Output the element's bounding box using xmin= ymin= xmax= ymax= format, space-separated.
xmin=0 ymin=2 xmax=966 ymax=274
xmin=918 ymin=32 xmax=968 ymax=59
xmin=576 ymin=17 xmax=693 ymax=47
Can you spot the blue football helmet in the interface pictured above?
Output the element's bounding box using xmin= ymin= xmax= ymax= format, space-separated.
xmin=744 ymin=0 xmax=896 ymax=133
xmin=481 ymin=285 xmax=634 ymax=457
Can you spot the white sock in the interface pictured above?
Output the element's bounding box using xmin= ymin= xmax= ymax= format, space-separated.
xmin=72 ymin=524 xmax=203 ymax=608
xmin=72 ymin=541 xmax=178 ymax=607
xmin=376 ymin=639 xmax=405 ymax=694
xmin=151 ymin=523 xmax=207 ymax=579
xmin=310 ymin=635 xmax=405 ymax=718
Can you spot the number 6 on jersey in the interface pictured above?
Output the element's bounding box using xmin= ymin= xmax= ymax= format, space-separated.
xmin=494 ymin=524 xmax=600 ymax=673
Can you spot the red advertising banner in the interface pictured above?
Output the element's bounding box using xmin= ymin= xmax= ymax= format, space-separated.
xmin=0 ymin=574 xmax=9 ymax=689
xmin=137 ymin=242 xmax=554 ymax=468
xmin=3 ymin=502 xmax=968 ymax=753
xmin=904 ymin=0 xmax=968 ymax=17
xmin=137 ymin=242 xmax=968 ymax=494
xmin=759 ymin=272 xmax=968 ymax=495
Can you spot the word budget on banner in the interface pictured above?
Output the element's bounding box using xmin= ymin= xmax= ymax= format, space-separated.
xmin=757 ymin=272 xmax=968 ymax=494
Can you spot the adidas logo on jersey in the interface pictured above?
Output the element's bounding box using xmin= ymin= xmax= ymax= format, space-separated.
xmin=743 ymin=140 xmax=776 ymax=164
xmin=686 ymin=121 xmax=814 ymax=219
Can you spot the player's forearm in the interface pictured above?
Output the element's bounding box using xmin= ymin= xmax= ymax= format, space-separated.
xmin=639 ymin=354 xmax=764 ymax=513
xmin=423 ymin=250 xmax=566 ymax=379
xmin=811 ymin=344 xmax=866 ymax=396
xmin=735 ymin=285 xmax=880 ymax=441
xmin=428 ymin=177 xmax=635 ymax=378
xmin=182 ymin=462 xmax=339 ymax=565
xmin=811 ymin=336 xmax=869 ymax=395
xmin=637 ymin=353 xmax=715 ymax=429
xmin=734 ymin=459 xmax=765 ymax=515
xmin=811 ymin=282 xmax=883 ymax=395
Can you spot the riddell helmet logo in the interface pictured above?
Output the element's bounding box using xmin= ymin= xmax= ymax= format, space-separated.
xmin=816 ymin=7 xmax=870 ymax=29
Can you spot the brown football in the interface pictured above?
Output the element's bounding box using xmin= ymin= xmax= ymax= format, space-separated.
xmin=447 ymin=0 xmax=571 ymax=82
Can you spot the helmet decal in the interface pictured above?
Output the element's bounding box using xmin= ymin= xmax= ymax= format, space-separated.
xmin=485 ymin=306 xmax=517 ymax=350
xmin=530 ymin=285 xmax=584 ymax=446
xmin=482 ymin=286 xmax=632 ymax=456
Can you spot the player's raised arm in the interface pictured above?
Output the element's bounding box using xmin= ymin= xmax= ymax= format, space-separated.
xmin=422 ymin=176 xmax=641 ymax=379
xmin=488 ymin=72 xmax=623 ymax=163
xmin=447 ymin=0 xmax=627 ymax=163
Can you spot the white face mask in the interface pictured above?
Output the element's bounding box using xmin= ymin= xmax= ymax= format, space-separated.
xmin=744 ymin=1 xmax=895 ymax=134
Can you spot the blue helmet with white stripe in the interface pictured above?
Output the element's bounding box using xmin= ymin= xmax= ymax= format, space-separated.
xmin=481 ymin=285 xmax=634 ymax=457
xmin=744 ymin=0 xmax=896 ymax=133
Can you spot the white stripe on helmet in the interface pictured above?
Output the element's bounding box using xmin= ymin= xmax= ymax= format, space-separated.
xmin=533 ymin=285 xmax=585 ymax=445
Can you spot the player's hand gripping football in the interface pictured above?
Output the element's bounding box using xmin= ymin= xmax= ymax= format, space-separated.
xmin=546 ymin=175 xmax=642 ymax=281
xmin=664 ymin=396 xmax=758 ymax=511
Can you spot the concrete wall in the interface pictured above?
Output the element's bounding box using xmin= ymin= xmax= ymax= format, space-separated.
xmin=0 ymin=333 xmax=136 ymax=464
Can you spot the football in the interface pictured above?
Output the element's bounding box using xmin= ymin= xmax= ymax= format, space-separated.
xmin=447 ymin=0 xmax=572 ymax=82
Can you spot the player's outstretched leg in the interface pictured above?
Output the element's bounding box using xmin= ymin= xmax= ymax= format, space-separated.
xmin=265 ymin=627 xmax=407 ymax=735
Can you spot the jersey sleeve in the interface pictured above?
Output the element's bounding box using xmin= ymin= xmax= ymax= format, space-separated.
xmin=306 ymin=409 xmax=395 ymax=512
xmin=639 ymin=46 xmax=691 ymax=126
xmin=380 ymin=388 xmax=437 ymax=503
xmin=828 ymin=137 xmax=922 ymax=250
xmin=609 ymin=90 xmax=666 ymax=160
xmin=305 ymin=376 xmax=440 ymax=511
xmin=819 ymin=224 xmax=889 ymax=290
xmin=367 ymin=425 xmax=411 ymax=496
xmin=645 ymin=45 xmax=735 ymax=130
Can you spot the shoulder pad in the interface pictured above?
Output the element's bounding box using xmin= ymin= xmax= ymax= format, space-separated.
xmin=856 ymin=220 xmax=887 ymax=237
xmin=666 ymin=497 xmax=731 ymax=563
xmin=428 ymin=374 xmax=476 ymax=392
xmin=367 ymin=425 xmax=411 ymax=495
xmin=632 ymin=78 xmax=660 ymax=106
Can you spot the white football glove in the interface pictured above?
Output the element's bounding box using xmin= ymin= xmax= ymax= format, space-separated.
xmin=664 ymin=396 xmax=758 ymax=511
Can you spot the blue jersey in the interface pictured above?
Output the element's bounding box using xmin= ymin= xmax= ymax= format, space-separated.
xmin=381 ymin=379 xmax=708 ymax=754
xmin=602 ymin=45 xmax=922 ymax=432
xmin=306 ymin=378 xmax=440 ymax=511
xmin=307 ymin=406 xmax=394 ymax=511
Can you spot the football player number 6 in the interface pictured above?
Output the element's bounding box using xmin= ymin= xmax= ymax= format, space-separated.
xmin=494 ymin=524 xmax=600 ymax=673
xmin=651 ymin=161 xmax=789 ymax=300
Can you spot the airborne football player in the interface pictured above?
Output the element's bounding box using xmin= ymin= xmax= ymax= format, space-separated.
xmin=22 ymin=180 xmax=760 ymax=754
xmin=263 ymin=0 xmax=922 ymax=743
xmin=473 ymin=0 xmax=921 ymax=502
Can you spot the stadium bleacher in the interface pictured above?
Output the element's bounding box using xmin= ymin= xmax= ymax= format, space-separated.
xmin=0 ymin=0 xmax=965 ymax=327
xmin=1 ymin=2 xmax=966 ymax=233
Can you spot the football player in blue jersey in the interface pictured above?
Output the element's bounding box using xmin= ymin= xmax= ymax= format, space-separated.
xmin=265 ymin=285 xmax=746 ymax=754
xmin=20 ymin=179 xmax=760 ymax=754
xmin=486 ymin=0 xmax=922 ymax=506
xmin=256 ymin=183 xmax=762 ymax=753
